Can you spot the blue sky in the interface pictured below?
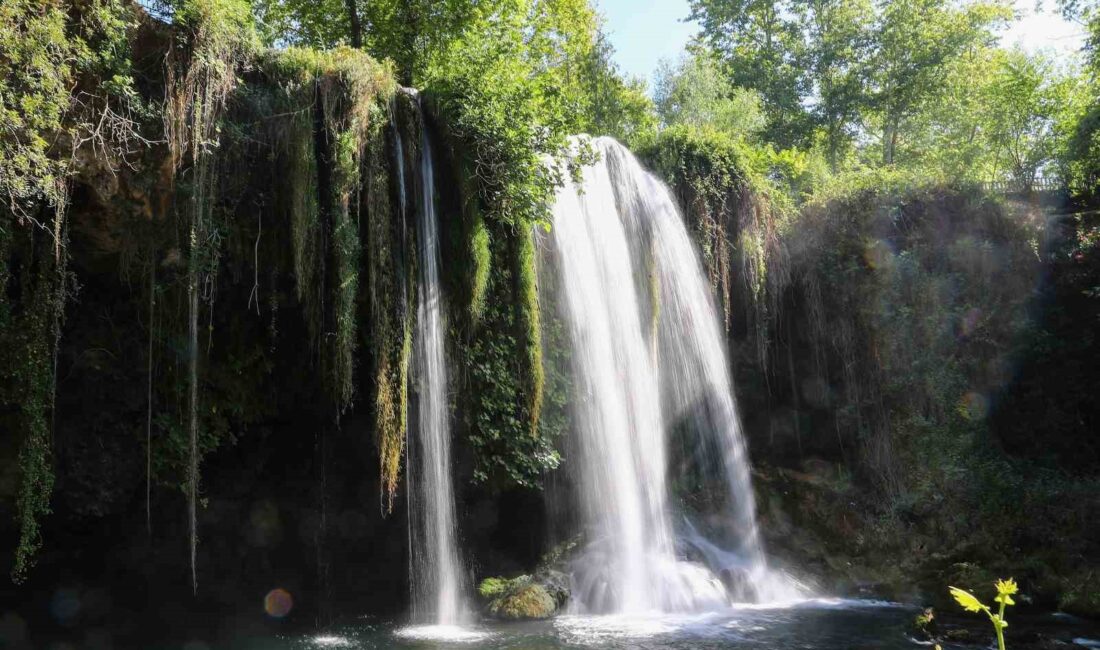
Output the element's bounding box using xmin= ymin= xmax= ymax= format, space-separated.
xmin=596 ymin=0 xmax=1088 ymax=87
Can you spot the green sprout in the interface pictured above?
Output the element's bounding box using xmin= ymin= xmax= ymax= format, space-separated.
xmin=949 ymin=578 xmax=1018 ymax=650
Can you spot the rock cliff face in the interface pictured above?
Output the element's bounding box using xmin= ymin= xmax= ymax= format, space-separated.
xmin=0 ymin=12 xmax=549 ymax=637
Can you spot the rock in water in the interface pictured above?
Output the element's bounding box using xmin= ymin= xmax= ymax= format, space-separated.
xmin=479 ymin=575 xmax=564 ymax=620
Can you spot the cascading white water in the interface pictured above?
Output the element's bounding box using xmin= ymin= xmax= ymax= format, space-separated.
xmin=548 ymin=136 xmax=800 ymax=614
xmin=407 ymin=99 xmax=468 ymax=625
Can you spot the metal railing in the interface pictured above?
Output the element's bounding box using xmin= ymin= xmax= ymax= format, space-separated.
xmin=981 ymin=176 xmax=1065 ymax=194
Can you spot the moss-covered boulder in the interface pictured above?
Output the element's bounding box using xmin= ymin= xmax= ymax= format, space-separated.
xmin=478 ymin=575 xmax=562 ymax=620
xmin=1059 ymin=575 xmax=1100 ymax=619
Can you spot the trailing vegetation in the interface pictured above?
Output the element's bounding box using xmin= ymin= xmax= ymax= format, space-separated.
xmin=0 ymin=223 xmax=65 ymax=584
xmin=165 ymin=0 xmax=258 ymax=595
xmin=639 ymin=126 xmax=791 ymax=366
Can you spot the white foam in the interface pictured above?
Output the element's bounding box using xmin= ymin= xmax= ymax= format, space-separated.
xmin=310 ymin=636 xmax=353 ymax=648
xmin=394 ymin=625 xmax=491 ymax=643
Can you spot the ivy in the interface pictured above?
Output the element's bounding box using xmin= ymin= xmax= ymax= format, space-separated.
xmin=460 ymin=232 xmax=559 ymax=488
xmin=0 ymin=216 xmax=67 ymax=584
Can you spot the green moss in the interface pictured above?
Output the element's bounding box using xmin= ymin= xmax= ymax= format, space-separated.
xmin=513 ymin=227 xmax=543 ymax=436
xmin=479 ymin=575 xmax=557 ymax=620
xmin=1060 ymin=573 xmax=1100 ymax=619
xmin=346 ymin=77 xmax=407 ymax=510
xmin=461 ymin=230 xmax=559 ymax=487
xmin=478 ymin=576 xmax=519 ymax=599
xmin=490 ymin=583 xmax=556 ymax=620
xmin=260 ymin=47 xmax=396 ymax=416
xmin=466 ymin=182 xmax=491 ymax=326
xmin=427 ymin=111 xmax=491 ymax=331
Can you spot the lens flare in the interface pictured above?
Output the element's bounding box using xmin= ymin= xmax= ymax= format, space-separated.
xmin=959 ymin=391 xmax=989 ymax=420
xmin=263 ymin=588 xmax=293 ymax=618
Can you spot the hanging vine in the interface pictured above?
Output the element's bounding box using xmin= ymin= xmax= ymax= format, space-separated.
xmin=164 ymin=0 xmax=256 ymax=594
xmin=638 ymin=126 xmax=791 ymax=369
xmin=0 ymin=216 xmax=68 ymax=584
xmin=366 ymin=90 xmax=411 ymax=512
xmin=261 ymin=47 xmax=400 ymax=505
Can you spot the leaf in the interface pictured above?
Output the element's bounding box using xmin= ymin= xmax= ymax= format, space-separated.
xmin=949 ymin=586 xmax=985 ymax=613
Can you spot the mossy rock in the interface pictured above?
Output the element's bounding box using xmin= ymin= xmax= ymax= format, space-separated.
xmin=488 ymin=583 xmax=557 ymax=620
xmin=478 ymin=574 xmax=563 ymax=620
xmin=1059 ymin=575 xmax=1100 ymax=619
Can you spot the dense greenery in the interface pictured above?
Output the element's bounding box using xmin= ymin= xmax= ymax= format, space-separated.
xmin=683 ymin=0 xmax=1089 ymax=190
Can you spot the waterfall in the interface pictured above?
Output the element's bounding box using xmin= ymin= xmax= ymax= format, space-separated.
xmin=407 ymin=98 xmax=468 ymax=625
xmin=548 ymin=137 xmax=797 ymax=614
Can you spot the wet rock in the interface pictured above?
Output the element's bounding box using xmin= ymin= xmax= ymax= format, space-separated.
xmin=1060 ymin=578 xmax=1100 ymax=619
xmin=943 ymin=627 xmax=979 ymax=643
xmin=479 ymin=576 xmax=559 ymax=620
xmin=718 ymin=566 xmax=758 ymax=602
xmin=910 ymin=607 xmax=937 ymax=641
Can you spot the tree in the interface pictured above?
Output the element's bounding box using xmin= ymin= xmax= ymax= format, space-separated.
xmin=985 ymin=49 xmax=1083 ymax=190
xmin=865 ymin=0 xmax=1010 ymax=165
xmin=252 ymin=0 xmax=351 ymax=48
xmin=653 ymin=52 xmax=766 ymax=140
xmin=688 ymin=0 xmax=810 ymax=147
xmin=801 ymin=0 xmax=873 ymax=169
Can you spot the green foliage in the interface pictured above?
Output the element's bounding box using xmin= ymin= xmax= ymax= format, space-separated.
xmin=949 ymin=578 xmax=1017 ymax=650
xmin=805 ymin=0 xmax=873 ymax=169
xmin=686 ymin=0 xmax=1072 ymax=179
xmin=252 ymin=0 xmax=350 ymax=48
xmin=1065 ymin=98 xmax=1100 ymax=201
xmin=896 ymin=47 xmax=1085 ymax=187
xmin=252 ymin=0 xmax=658 ymax=144
xmin=0 ymin=0 xmax=79 ymax=214
xmin=867 ymin=0 xmax=1011 ymax=165
xmin=0 ymin=224 xmax=65 ymax=583
xmin=513 ymin=228 xmax=543 ymax=436
xmin=638 ymin=125 xmax=793 ymax=362
xmin=461 ymin=234 xmax=559 ymax=487
xmin=654 ymin=53 xmax=767 ymax=141
xmin=0 ymin=0 xmax=141 ymax=583
xmin=687 ymin=0 xmax=810 ymax=147
xmin=422 ymin=17 xmax=562 ymax=233
xmin=0 ymin=0 xmax=140 ymax=219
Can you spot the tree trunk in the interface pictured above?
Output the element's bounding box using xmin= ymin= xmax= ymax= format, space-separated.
xmin=827 ymin=119 xmax=839 ymax=171
xmin=345 ymin=0 xmax=362 ymax=48
xmin=883 ymin=116 xmax=899 ymax=165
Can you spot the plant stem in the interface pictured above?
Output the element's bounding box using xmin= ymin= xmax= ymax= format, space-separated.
xmin=996 ymin=599 xmax=1007 ymax=650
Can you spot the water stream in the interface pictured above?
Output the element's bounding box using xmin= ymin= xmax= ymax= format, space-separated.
xmin=547 ymin=137 xmax=798 ymax=614
xmin=407 ymin=98 xmax=468 ymax=626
